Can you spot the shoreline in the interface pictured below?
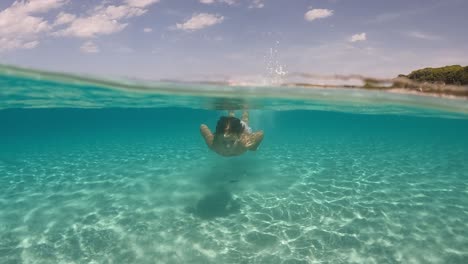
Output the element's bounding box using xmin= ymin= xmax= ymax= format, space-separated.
xmin=282 ymin=80 xmax=468 ymax=100
xmin=2 ymin=63 xmax=468 ymax=101
xmin=384 ymin=88 xmax=468 ymax=100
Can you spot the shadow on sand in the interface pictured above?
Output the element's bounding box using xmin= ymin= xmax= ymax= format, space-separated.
xmin=186 ymin=189 xmax=241 ymax=220
xmin=186 ymin=155 xmax=273 ymax=220
xmin=199 ymin=156 xmax=266 ymax=189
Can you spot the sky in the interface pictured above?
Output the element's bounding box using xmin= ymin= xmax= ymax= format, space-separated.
xmin=1 ymin=0 xmax=467 ymax=81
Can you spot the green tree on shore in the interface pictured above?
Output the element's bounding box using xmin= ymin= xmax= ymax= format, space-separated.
xmin=400 ymin=65 xmax=468 ymax=85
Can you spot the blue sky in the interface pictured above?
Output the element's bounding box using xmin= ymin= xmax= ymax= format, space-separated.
xmin=1 ymin=0 xmax=467 ymax=81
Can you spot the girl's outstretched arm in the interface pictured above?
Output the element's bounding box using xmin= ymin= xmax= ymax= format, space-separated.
xmin=241 ymin=111 xmax=249 ymax=124
xmin=200 ymin=124 xmax=214 ymax=148
xmin=243 ymin=131 xmax=264 ymax=151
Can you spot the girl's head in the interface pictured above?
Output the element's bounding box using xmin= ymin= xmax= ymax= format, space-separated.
xmin=215 ymin=116 xmax=244 ymax=136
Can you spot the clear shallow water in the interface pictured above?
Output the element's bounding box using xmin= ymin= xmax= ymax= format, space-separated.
xmin=1 ymin=67 xmax=468 ymax=263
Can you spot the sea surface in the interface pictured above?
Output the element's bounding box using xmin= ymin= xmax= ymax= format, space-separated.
xmin=1 ymin=66 xmax=468 ymax=264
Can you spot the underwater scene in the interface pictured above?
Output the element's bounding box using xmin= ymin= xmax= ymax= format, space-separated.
xmin=1 ymin=0 xmax=468 ymax=262
xmin=1 ymin=66 xmax=468 ymax=264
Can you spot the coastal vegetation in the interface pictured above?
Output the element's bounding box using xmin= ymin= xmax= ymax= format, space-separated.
xmin=387 ymin=65 xmax=468 ymax=97
xmin=399 ymin=65 xmax=468 ymax=86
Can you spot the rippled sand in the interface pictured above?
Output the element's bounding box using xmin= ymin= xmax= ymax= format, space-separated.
xmin=1 ymin=128 xmax=467 ymax=264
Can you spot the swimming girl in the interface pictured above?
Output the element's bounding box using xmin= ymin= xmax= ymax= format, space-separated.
xmin=200 ymin=111 xmax=264 ymax=157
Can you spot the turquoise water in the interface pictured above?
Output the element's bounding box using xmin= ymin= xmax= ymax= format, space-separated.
xmin=1 ymin=66 xmax=468 ymax=263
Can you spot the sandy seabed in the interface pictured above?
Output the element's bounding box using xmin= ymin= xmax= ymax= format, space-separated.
xmin=1 ymin=137 xmax=467 ymax=264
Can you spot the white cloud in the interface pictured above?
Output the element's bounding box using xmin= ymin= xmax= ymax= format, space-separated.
xmin=304 ymin=8 xmax=333 ymax=21
xmin=406 ymin=31 xmax=440 ymax=40
xmin=199 ymin=0 xmax=263 ymax=7
xmin=219 ymin=0 xmax=236 ymax=5
xmin=0 ymin=38 xmax=39 ymax=51
xmin=143 ymin=27 xmax=153 ymax=32
xmin=220 ymin=0 xmax=236 ymax=5
xmin=199 ymin=0 xmax=236 ymax=5
xmin=55 ymin=16 xmax=128 ymax=38
xmin=9 ymin=0 xmax=67 ymax=14
xmin=350 ymin=32 xmax=367 ymax=42
xmin=54 ymin=12 xmax=76 ymax=26
xmin=22 ymin=40 xmax=39 ymax=49
xmin=0 ymin=0 xmax=67 ymax=52
xmin=176 ymin=13 xmax=224 ymax=31
xmin=125 ymin=0 xmax=160 ymax=8
xmin=80 ymin=41 xmax=99 ymax=53
xmin=249 ymin=0 xmax=265 ymax=8
xmin=0 ymin=0 xmax=160 ymax=52
xmin=54 ymin=1 xmax=158 ymax=38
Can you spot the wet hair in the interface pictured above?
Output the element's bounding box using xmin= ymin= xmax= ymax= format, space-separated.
xmin=215 ymin=116 xmax=244 ymax=135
